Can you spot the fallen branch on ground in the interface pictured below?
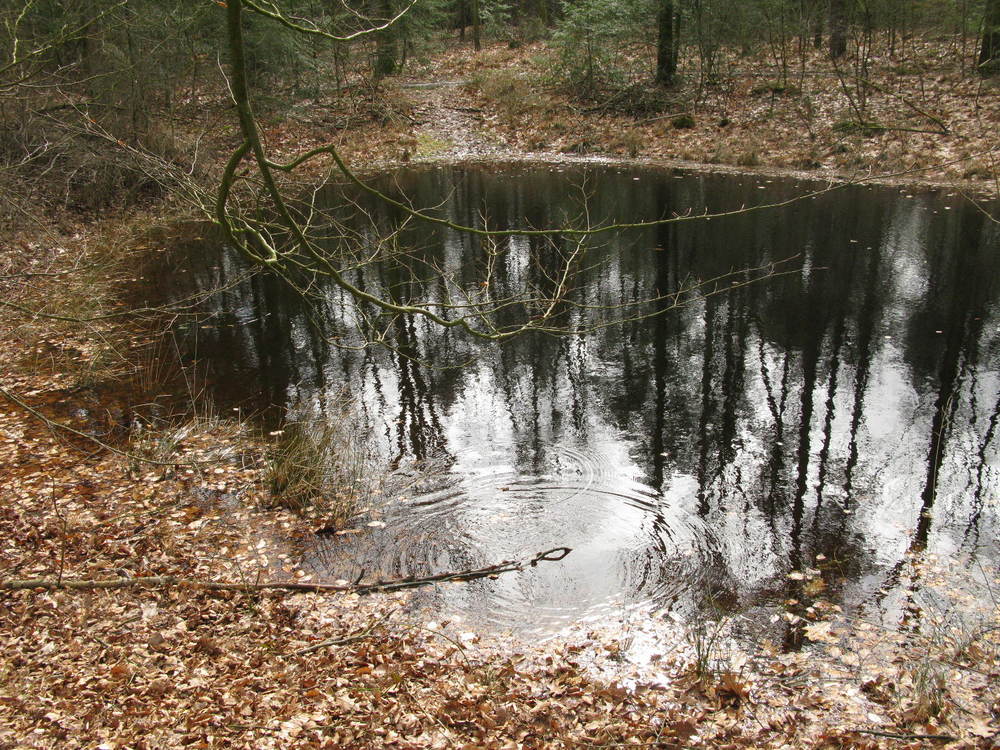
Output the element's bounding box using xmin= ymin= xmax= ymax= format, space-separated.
xmin=0 ymin=547 xmax=573 ymax=597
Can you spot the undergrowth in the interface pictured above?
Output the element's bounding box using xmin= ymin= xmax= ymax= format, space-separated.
xmin=266 ymin=411 xmax=375 ymax=528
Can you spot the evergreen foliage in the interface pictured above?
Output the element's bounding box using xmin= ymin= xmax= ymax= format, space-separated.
xmin=551 ymin=0 xmax=656 ymax=97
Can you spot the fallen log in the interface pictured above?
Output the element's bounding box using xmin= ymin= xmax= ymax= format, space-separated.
xmin=0 ymin=547 xmax=572 ymax=596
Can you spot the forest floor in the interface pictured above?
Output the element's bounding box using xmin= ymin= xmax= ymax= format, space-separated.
xmin=1 ymin=36 xmax=999 ymax=749
xmin=267 ymin=37 xmax=1000 ymax=202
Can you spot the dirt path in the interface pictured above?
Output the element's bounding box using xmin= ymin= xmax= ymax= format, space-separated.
xmin=400 ymin=79 xmax=516 ymax=160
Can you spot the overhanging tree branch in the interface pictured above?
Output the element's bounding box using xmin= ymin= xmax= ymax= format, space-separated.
xmin=242 ymin=0 xmax=419 ymax=43
xmin=215 ymin=0 xmax=842 ymax=345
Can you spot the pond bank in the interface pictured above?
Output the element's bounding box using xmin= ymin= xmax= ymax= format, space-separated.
xmin=367 ymin=40 xmax=1000 ymax=201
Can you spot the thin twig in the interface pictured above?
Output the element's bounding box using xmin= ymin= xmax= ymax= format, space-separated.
xmin=293 ymin=609 xmax=394 ymax=655
xmin=849 ymin=728 xmax=957 ymax=742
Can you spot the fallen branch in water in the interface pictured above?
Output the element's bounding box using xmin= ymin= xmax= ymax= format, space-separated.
xmin=0 ymin=547 xmax=573 ymax=597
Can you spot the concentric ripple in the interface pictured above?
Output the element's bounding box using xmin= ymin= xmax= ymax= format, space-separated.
xmin=307 ymin=443 xmax=722 ymax=633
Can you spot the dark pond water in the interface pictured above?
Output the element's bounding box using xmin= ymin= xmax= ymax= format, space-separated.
xmin=160 ymin=164 xmax=1000 ymax=637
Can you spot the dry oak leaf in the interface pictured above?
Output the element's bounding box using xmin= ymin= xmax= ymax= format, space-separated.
xmin=803 ymin=620 xmax=838 ymax=644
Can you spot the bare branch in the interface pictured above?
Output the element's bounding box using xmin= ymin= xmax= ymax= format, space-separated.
xmin=242 ymin=0 xmax=419 ymax=43
xmin=0 ymin=547 xmax=573 ymax=595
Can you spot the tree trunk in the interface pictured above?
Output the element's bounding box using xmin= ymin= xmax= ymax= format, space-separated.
xmin=473 ymin=0 xmax=481 ymax=50
xmin=829 ymin=0 xmax=847 ymax=58
xmin=980 ymin=0 xmax=1000 ymax=72
xmin=656 ymin=0 xmax=676 ymax=85
xmin=811 ymin=0 xmax=824 ymax=48
xmin=372 ymin=0 xmax=397 ymax=78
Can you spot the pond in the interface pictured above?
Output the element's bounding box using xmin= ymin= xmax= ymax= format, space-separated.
xmin=160 ymin=163 xmax=1000 ymax=638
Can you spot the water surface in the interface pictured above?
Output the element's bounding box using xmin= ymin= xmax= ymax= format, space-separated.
xmin=162 ymin=164 xmax=1000 ymax=636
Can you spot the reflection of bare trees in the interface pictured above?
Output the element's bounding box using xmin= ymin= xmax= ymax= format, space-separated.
xmin=841 ymin=241 xmax=881 ymax=507
xmin=627 ymin=180 xmax=997 ymax=617
xmin=696 ymin=296 xmax=719 ymax=517
xmin=389 ymin=314 xmax=448 ymax=467
xmin=965 ymin=391 xmax=1000 ymax=552
xmin=159 ymin=165 xmax=1000 ymax=619
xmin=910 ymin=204 xmax=994 ymax=553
